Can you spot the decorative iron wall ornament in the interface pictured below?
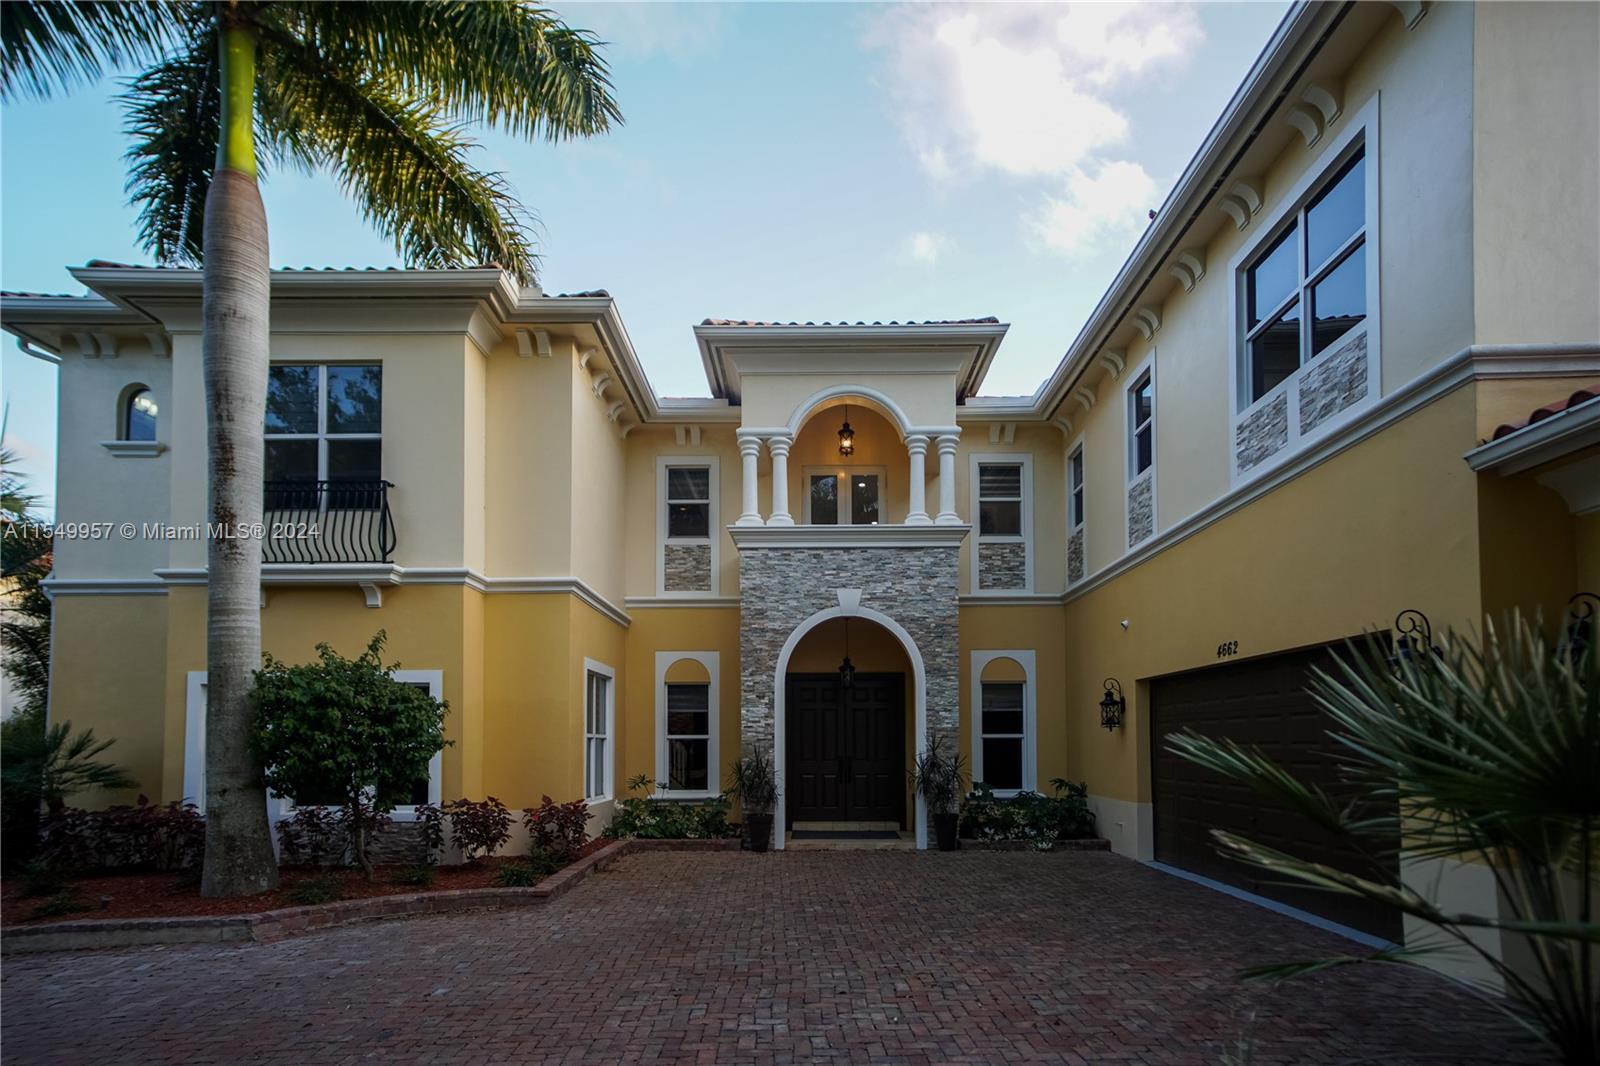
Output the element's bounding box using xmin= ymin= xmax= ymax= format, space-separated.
xmin=1390 ymin=608 xmax=1443 ymax=670
xmin=1563 ymin=591 xmax=1597 ymax=661
xmin=1100 ymin=678 xmax=1126 ymax=731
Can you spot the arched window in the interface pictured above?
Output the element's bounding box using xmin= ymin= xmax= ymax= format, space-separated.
xmin=124 ymin=388 xmax=158 ymax=442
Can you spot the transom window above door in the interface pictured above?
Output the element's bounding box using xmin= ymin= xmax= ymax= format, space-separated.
xmin=804 ymin=467 xmax=883 ymax=525
xmin=264 ymin=363 xmax=382 ymax=508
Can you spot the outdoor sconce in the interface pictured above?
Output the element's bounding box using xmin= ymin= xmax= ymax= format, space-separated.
xmin=837 ymin=403 xmax=855 ymax=458
xmin=1099 ymin=678 xmax=1125 ymax=731
xmin=1389 ymin=609 xmax=1443 ymax=671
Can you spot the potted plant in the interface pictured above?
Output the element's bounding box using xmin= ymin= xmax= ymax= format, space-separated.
xmin=729 ymin=749 xmax=778 ymax=852
xmin=912 ymin=737 xmax=967 ymax=851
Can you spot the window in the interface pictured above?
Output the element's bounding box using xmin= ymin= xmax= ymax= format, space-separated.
xmin=124 ymin=388 xmax=158 ymax=442
xmin=977 ymin=463 xmax=1022 ymax=536
xmin=1128 ymin=371 xmax=1153 ymax=478
xmin=970 ymin=650 xmax=1036 ymax=796
xmin=803 ymin=468 xmax=883 ymax=525
xmin=1068 ymin=446 xmax=1085 ymax=531
xmin=584 ymin=663 xmax=614 ymax=801
xmin=264 ymin=363 xmax=382 ymax=508
xmin=655 ymin=651 xmax=720 ymax=796
xmin=666 ymin=466 xmax=710 ymax=538
xmin=1242 ymin=148 xmax=1367 ymax=405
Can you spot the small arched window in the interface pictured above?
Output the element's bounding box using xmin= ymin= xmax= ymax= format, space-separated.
xmin=125 ymin=388 xmax=158 ymax=442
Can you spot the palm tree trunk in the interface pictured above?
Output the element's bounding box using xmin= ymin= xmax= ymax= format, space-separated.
xmin=199 ymin=21 xmax=278 ymax=897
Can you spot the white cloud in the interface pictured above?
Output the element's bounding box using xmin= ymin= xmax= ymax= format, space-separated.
xmin=1029 ymin=161 xmax=1157 ymax=259
xmin=907 ymin=230 xmax=952 ymax=265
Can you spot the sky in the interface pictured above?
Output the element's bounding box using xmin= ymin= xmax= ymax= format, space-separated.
xmin=0 ymin=1 xmax=1288 ymax=517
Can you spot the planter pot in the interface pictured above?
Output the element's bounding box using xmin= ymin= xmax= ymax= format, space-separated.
xmin=745 ymin=813 xmax=774 ymax=853
xmin=934 ymin=813 xmax=960 ymax=852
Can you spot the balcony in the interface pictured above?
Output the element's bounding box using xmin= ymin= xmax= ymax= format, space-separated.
xmin=263 ymin=480 xmax=396 ymax=564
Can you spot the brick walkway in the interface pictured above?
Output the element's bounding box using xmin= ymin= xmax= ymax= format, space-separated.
xmin=2 ymin=851 xmax=1541 ymax=1065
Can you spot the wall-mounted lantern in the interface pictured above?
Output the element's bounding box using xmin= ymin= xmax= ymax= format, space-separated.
xmin=1100 ymin=678 xmax=1125 ymax=731
xmin=837 ymin=615 xmax=856 ymax=689
xmin=837 ymin=404 xmax=855 ymax=458
xmin=1389 ymin=609 xmax=1443 ymax=671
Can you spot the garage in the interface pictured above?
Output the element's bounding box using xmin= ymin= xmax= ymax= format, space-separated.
xmin=1150 ymin=644 xmax=1402 ymax=942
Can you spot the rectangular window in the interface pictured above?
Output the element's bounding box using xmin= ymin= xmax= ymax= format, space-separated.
xmin=980 ymin=682 xmax=1025 ymax=792
xmin=664 ymin=683 xmax=710 ymax=792
xmin=803 ymin=468 xmax=884 ymax=525
xmin=264 ymin=363 xmax=382 ymax=510
xmin=1129 ymin=372 xmax=1153 ymax=478
xmin=977 ymin=463 xmax=1023 ymax=536
xmin=1242 ymin=148 xmax=1367 ymax=405
xmin=666 ymin=466 xmax=710 ymax=539
xmin=1068 ymin=447 xmax=1085 ymax=531
xmin=585 ymin=669 xmax=611 ymax=800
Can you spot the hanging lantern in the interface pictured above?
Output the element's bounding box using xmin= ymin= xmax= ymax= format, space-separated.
xmin=838 ymin=616 xmax=856 ymax=688
xmin=837 ymin=404 xmax=855 ymax=458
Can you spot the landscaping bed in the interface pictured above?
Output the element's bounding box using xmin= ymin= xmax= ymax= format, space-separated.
xmin=2 ymin=838 xmax=611 ymax=926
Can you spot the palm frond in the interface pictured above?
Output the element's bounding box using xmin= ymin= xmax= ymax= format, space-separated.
xmin=282 ymin=1 xmax=622 ymax=141
xmin=119 ymin=26 xmax=217 ymax=265
xmin=255 ymin=25 xmax=538 ymax=282
xmin=1 ymin=0 xmax=186 ymax=101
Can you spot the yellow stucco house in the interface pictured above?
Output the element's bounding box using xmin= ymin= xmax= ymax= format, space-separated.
xmin=3 ymin=0 xmax=1597 ymax=973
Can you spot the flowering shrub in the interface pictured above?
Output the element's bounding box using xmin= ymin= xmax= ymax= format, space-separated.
xmin=604 ymin=775 xmax=737 ymax=840
xmin=959 ymin=779 xmax=1096 ymax=847
xmin=523 ymin=795 xmax=591 ymax=862
xmin=417 ymin=798 xmax=512 ymax=863
xmin=38 ymin=796 xmax=204 ymax=872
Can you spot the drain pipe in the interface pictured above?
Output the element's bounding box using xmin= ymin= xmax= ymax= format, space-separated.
xmin=13 ymin=335 xmax=62 ymax=365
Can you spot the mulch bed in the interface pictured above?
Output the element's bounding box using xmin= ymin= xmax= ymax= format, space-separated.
xmin=2 ymin=838 xmax=611 ymax=926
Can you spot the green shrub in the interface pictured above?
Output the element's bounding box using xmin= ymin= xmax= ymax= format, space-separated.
xmin=389 ymin=864 xmax=435 ymax=888
xmin=604 ymin=775 xmax=738 ymax=840
xmin=29 ymin=889 xmax=90 ymax=919
xmin=959 ymin=779 xmax=1096 ymax=846
xmin=493 ymin=861 xmax=543 ymax=887
xmin=524 ymin=847 xmax=563 ymax=876
xmin=286 ymin=876 xmax=343 ymax=906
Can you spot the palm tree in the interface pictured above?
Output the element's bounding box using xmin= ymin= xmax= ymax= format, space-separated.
xmin=2 ymin=1 xmax=620 ymax=896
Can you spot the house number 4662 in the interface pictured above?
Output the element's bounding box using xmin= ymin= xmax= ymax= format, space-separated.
xmin=1216 ymin=641 xmax=1239 ymax=659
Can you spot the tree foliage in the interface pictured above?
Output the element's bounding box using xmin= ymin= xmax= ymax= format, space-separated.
xmin=1167 ymin=610 xmax=1599 ymax=1064
xmin=252 ymin=631 xmax=449 ymax=877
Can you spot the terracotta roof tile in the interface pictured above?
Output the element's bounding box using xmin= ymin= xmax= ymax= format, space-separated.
xmin=700 ymin=316 xmax=1000 ymax=327
xmin=1489 ymin=384 xmax=1600 ymax=441
xmin=0 ymin=290 xmax=84 ymax=299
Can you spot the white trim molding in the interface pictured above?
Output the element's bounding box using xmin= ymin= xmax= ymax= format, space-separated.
xmin=968 ymin=452 xmax=1035 ymax=596
xmin=582 ymin=658 xmax=618 ymax=804
xmin=654 ymin=650 xmax=721 ymax=800
xmin=656 ymin=454 xmax=722 ymax=598
xmin=729 ymin=523 xmax=970 ymax=550
xmin=99 ymin=440 xmax=166 ymax=458
xmin=970 ymin=649 xmax=1038 ymax=797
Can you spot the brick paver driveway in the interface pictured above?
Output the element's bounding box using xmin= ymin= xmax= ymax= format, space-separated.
xmin=3 ymin=850 xmax=1540 ymax=1065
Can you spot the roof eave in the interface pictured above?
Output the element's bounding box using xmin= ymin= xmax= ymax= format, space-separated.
xmin=1464 ymin=397 xmax=1600 ymax=474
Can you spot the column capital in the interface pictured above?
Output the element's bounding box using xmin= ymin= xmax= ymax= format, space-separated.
xmin=766 ymin=435 xmax=793 ymax=458
xmin=737 ymin=436 xmax=763 ymax=459
xmin=903 ymin=433 xmax=930 ymax=455
xmin=935 ymin=432 xmax=961 ymax=455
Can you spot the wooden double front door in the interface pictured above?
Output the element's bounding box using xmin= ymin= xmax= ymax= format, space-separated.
xmin=786 ymin=673 xmax=905 ymax=826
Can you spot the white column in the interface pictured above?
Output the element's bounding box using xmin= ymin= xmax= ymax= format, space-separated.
xmin=767 ymin=436 xmax=794 ymax=526
xmin=934 ymin=433 xmax=961 ymax=524
xmin=736 ymin=435 xmax=763 ymax=526
xmin=904 ymin=434 xmax=930 ymax=525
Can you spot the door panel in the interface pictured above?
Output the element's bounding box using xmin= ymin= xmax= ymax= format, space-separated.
xmin=787 ymin=673 xmax=905 ymax=826
xmin=1151 ymin=645 xmax=1401 ymax=941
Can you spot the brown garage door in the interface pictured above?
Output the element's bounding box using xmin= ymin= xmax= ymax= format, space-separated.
xmin=1151 ymin=645 xmax=1402 ymax=942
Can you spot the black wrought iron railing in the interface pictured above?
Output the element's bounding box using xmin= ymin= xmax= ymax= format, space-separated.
xmin=262 ymin=480 xmax=396 ymax=564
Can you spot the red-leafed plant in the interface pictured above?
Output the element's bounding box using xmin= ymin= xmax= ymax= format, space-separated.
xmin=523 ymin=796 xmax=590 ymax=864
xmin=417 ymin=798 xmax=512 ymax=864
xmin=38 ymin=795 xmax=204 ymax=873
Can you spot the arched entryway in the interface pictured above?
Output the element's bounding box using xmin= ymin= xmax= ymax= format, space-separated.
xmin=772 ymin=597 xmax=929 ymax=849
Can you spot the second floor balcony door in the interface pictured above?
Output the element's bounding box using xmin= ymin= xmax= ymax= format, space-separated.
xmin=804 ymin=466 xmax=884 ymax=526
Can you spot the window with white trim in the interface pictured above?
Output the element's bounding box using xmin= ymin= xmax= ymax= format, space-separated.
xmin=584 ymin=666 xmax=613 ymax=801
xmin=124 ymin=388 xmax=158 ymax=442
xmin=977 ymin=462 xmax=1023 ymax=536
xmin=979 ymin=682 xmax=1025 ymax=792
xmin=1128 ymin=370 xmax=1153 ymax=479
xmin=803 ymin=466 xmax=884 ymax=525
xmin=264 ymin=363 xmax=382 ymax=508
xmin=970 ymin=649 xmax=1036 ymax=796
xmin=1068 ymin=446 xmax=1085 ymax=532
xmin=665 ymin=465 xmax=711 ymax=539
xmin=1241 ymin=146 xmax=1366 ymax=406
xmin=664 ymin=683 xmax=710 ymax=791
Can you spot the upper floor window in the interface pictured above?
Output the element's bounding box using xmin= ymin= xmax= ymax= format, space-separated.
xmin=1243 ymin=148 xmax=1366 ymax=405
xmin=124 ymin=388 xmax=158 ymax=442
xmin=805 ymin=468 xmax=881 ymax=525
xmin=1068 ymin=446 xmax=1085 ymax=531
xmin=666 ymin=466 xmax=711 ymax=539
xmin=977 ymin=463 xmax=1023 ymax=537
xmin=264 ymin=364 xmax=382 ymax=507
xmin=1128 ymin=371 xmax=1153 ymax=478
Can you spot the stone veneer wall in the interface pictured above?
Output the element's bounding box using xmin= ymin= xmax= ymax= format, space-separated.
xmin=1127 ymin=474 xmax=1153 ymax=546
xmin=1067 ymin=529 xmax=1085 ymax=585
xmin=1299 ymin=331 xmax=1369 ymax=434
xmin=978 ymin=541 xmax=1027 ymax=590
xmin=663 ymin=543 xmax=712 ymax=592
xmin=1235 ymin=391 xmax=1289 ymax=474
xmin=738 ymin=546 xmax=960 ymax=759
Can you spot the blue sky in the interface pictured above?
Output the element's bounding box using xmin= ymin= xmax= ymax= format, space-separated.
xmin=0 ymin=1 xmax=1287 ymax=516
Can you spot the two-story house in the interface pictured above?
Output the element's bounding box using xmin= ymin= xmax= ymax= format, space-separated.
xmin=4 ymin=0 xmax=1597 ymax=977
